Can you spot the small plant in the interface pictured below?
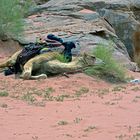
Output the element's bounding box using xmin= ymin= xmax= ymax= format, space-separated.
xmin=33 ymin=101 xmax=46 ymax=107
xmin=0 ymin=103 xmax=8 ymax=108
xmin=58 ymin=120 xmax=68 ymax=125
xmin=112 ymin=85 xmax=126 ymax=92
xmin=43 ymin=87 xmax=55 ymax=98
xmin=55 ymin=94 xmax=70 ymax=102
xmin=32 ymin=89 xmax=43 ymax=96
xmin=64 ymin=134 xmax=73 ymax=138
xmin=55 ymin=54 xmax=69 ymax=63
xmin=21 ymin=93 xmax=36 ymax=103
xmin=104 ymin=101 xmax=116 ymax=105
xmin=73 ymin=117 xmax=82 ymax=124
xmin=116 ymin=134 xmax=127 ymax=139
xmin=75 ymin=87 xmax=89 ymax=97
xmin=0 ymin=91 xmax=9 ymax=97
xmin=84 ymin=126 xmax=96 ymax=132
xmin=85 ymin=44 xmax=126 ymax=83
xmin=97 ymin=88 xmax=109 ymax=96
xmin=131 ymin=87 xmax=140 ymax=91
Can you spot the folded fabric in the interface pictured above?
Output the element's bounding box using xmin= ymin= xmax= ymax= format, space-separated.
xmin=47 ymin=34 xmax=63 ymax=43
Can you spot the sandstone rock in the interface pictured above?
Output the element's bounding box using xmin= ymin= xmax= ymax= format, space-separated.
xmin=84 ymin=0 xmax=140 ymax=59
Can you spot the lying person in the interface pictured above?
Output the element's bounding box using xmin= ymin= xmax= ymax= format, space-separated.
xmin=0 ymin=34 xmax=76 ymax=79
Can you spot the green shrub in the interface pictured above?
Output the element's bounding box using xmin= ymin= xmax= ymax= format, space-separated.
xmin=0 ymin=91 xmax=9 ymax=97
xmin=21 ymin=93 xmax=36 ymax=103
xmin=55 ymin=54 xmax=69 ymax=63
xmin=85 ymin=44 xmax=126 ymax=83
xmin=0 ymin=0 xmax=32 ymax=39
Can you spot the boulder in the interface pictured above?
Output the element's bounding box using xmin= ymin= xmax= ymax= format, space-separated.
xmin=81 ymin=0 xmax=140 ymax=58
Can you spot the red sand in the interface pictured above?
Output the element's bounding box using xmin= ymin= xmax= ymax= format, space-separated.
xmin=0 ymin=42 xmax=140 ymax=140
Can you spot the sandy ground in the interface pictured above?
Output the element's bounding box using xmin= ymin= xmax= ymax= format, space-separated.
xmin=0 ymin=42 xmax=140 ymax=140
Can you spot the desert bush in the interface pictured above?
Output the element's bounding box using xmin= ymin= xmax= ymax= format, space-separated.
xmin=0 ymin=91 xmax=9 ymax=97
xmin=55 ymin=54 xmax=69 ymax=63
xmin=85 ymin=44 xmax=126 ymax=83
xmin=0 ymin=0 xmax=32 ymax=39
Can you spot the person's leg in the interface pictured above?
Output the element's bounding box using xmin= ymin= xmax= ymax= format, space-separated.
xmin=21 ymin=52 xmax=59 ymax=79
xmin=0 ymin=50 xmax=21 ymax=68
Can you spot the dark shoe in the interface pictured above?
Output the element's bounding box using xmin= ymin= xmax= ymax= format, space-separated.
xmin=4 ymin=67 xmax=15 ymax=76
